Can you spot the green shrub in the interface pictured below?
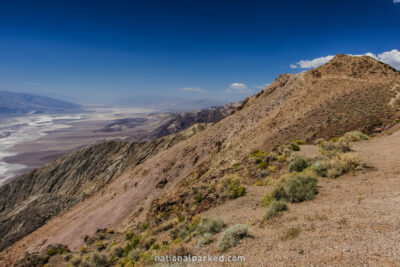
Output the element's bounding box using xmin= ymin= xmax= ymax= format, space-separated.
xmin=110 ymin=244 xmax=123 ymax=258
xmin=197 ymin=233 xmax=214 ymax=246
xmin=217 ymin=225 xmax=250 ymax=252
xmin=128 ymin=248 xmax=144 ymax=261
xmin=277 ymin=155 xmax=286 ymax=162
xmin=232 ymin=162 xmax=241 ymax=169
xmin=289 ymin=143 xmax=300 ymax=151
xmin=169 ymin=221 xmax=196 ymax=241
xmin=95 ymin=240 xmax=107 ymax=251
xmin=272 ymin=173 xmax=318 ymax=203
xmin=198 ymin=216 xmax=226 ymax=235
xmin=288 ymin=157 xmax=309 ymax=172
xmin=46 ymin=244 xmax=69 ymax=256
xmin=70 ymin=255 xmax=82 ymax=267
xmin=141 ymin=237 xmax=156 ymax=250
xmin=265 ymin=200 xmax=288 ymax=219
xmin=295 ymin=140 xmax=305 ymax=145
xmin=262 ymin=193 xmax=273 ymax=207
xmin=85 ymin=253 xmax=109 ymax=267
xmin=314 ymin=138 xmax=326 ymax=145
xmin=228 ymin=180 xmax=246 ymax=199
xmin=258 ymin=162 xmax=268 ymax=170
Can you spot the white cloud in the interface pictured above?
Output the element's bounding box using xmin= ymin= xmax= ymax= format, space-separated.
xmin=376 ymin=49 xmax=400 ymax=69
xmin=224 ymin=82 xmax=251 ymax=93
xmin=394 ymin=0 xmax=400 ymax=3
xmin=290 ymin=49 xmax=400 ymax=70
xmin=290 ymin=55 xmax=335 ymax=69
xmin=180 ymin=87 xmax=205 ymax=92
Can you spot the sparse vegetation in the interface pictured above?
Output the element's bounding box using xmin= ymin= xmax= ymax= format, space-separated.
xmin=272 ymin=173 xmax=318 ymax=203
xmin=288 ymin=157 xmax=309 ymax=172
xmin=258 ymin=161 xmax=268 ymax=170
xmin=198 ymin=233 xmax=214 ymax=246
xmin=289 ymin=143 xmax=300 ymax=151
xmin=217 ymin=224 xmax=250 ymax=251
xmin=342 ymin=131 xmax=369 ymax=142
xmin=281 ymin=227 xmax=300 ymax=240
xmin=198 ymin=216 xmax=226 ymax=235
xmin=265 ymin=200 xmax=288 ymax=219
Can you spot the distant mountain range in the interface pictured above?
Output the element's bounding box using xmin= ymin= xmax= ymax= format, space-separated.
xmin=0 ymin=91 xmax=82 ymax=115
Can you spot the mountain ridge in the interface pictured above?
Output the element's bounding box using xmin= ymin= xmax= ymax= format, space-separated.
xmin=0 ymin=91 xmax=82 ymax=115
xmin=1 ymin=54 xmax=400 ymax=265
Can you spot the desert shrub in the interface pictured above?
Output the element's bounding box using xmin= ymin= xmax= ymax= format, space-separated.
xmin=281 ymin=227 xmax=300 ymax=240
xmin=70 ymin=255 xmax=82 ymax=267
xmin=110 ymin=244 xmax=123 ymax=258
xmin=198 ymin=216 xmax=226 ymax=235
xmin=325 ymin=152 xmax=362 ymax=178
xmin=258 ymin=161 xmax=268 ymax=170
xmin=288 ymin=157 xmax=309 ymax=173
xmin=85 ymin=253 xmax=109 ymax=267
xmin=169 ymin=221 xmax=196 ymax=241
xmin=342 ymin=131 xmax=369 ymax=142
xmin=251 ymin=150 xmax=264 ymax=158
xmin=152 ymin=243 xmax=160 ymax=250
xmin=218 ymin=175 xmax=246 ymax=199
xmin=232 ymin=162 xmax=241 ymax=169
xmin=277 ymin=155 xmax=286 ymax=162
xmin=128 ymin=248 xmax=144 ymax=262
xmin=197 ymin=233 xmax=214 ymax=246
xmin=217 ymin=225 xmax=250 ymax=252
xmin=46 ymin=244 xmax=69 ymax=256
xmin=322 ymin=139 xmax=351 ymax=154
xmin=95 ymin=240 xmax=107 ymax=251
xmin=314 ymin=138 xmax=326 ymax=145
xmin=269 ymin=165 xmax=278 ymax=172
xmin=265 ymin=200 xmax=288 ymax=219
xmin=289 ymin=143 xmax=300 ymax=151
xmin=262 ymin=193 xmax=273 ymax=207
xmin=312 ymin=160 xmax=327 ymax=177
xmin=272 ymin=173 xmax=318 ymax=203
xmin=141 ymin=237 xmax=156 ymax=250
xmin=139 ymin=251 xmax=154 ymax=264
xmin=295 ymin=140 xmax=305 ymax=145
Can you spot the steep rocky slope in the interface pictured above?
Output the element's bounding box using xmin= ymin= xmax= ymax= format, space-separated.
xmin=1 ymin=54 xmax=400 ymax=265
xmin=0 ymin=124 xmax=209 ymax=252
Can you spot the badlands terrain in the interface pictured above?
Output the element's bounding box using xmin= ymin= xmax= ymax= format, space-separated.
xmin=0 ymin=54 xmax=400 ymax=266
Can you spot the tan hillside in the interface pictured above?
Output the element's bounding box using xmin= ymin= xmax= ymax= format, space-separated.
xmin=1 ymin=54 xmax=400 ymax=266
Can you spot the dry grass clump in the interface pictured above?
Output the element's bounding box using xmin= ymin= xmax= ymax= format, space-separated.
xmin=265 ymin=200 xmax=288 ymax=219
xmin=313 ymin=155 xmax=362 ymax=178
xmin=197 ymin=233 xmax=214 ymax=246
xmin=196 ymin=216 xmax=226 ymax=246
xmin=281 ymin=227 xmax=301 ymax=240
xmin=197 ymin=216 xmax=226 ymax=235
xmin=313 ymin=131 xmax=365 ymax=178
xmin=217 ymin=224 xmax=250 ymax=251
xmin=321 ymin=139 xmax=351 ymax=155
xmin=341 ymin=131 xmax=370 ymax=142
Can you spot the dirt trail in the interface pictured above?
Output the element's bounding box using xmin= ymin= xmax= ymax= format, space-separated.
xmin=389 ymin=84 xmax=400 ymax=107
xmin=195 ymin=131 xmax=400 ymax=266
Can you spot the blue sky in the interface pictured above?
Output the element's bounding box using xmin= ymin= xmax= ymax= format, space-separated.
xmin=0 ymin=0 xmax=399 ymax=105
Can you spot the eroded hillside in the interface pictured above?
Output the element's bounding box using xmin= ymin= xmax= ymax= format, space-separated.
xmin=1 ymin=54 xmax=400 ymax=266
